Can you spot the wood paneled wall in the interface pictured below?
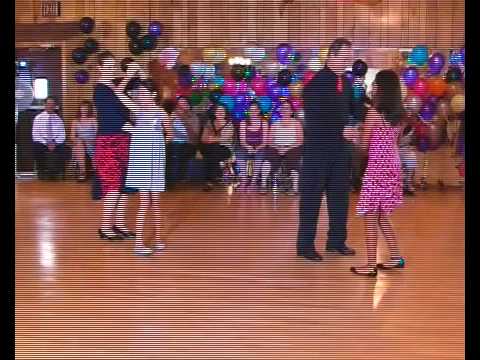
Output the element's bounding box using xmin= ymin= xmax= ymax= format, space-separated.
xmin=16 ymin=0 xmax=465 ymax=49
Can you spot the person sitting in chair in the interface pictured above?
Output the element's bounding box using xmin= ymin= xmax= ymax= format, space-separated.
xmin=32 ymin=97 xmax=71 ymax=180
xmin=70 ymin=100 xmax=97 ymax=182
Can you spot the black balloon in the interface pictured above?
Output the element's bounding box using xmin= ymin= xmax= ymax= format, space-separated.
xmin=83 ymin=38 xmax=99 ymax=54
xmin=277 ymin=69 xmax=292 ymax=86
xmin=177 ymin=64 xmax=191 ymax=77
xmin=72 ymin=48 xmax=88 ymax=64
xmin=210 ymin=89 xmax=223 ymax=103
xmin=128 ymin=39 xmax=143 ymax=55
xmin=141 ymin=34 xmax=157 ymax=51
xmin=244 ymin=65 xmax=257 ymax=82
xmin=231 ymin=65 xmax=246 ymax=82
xmin=126 ymin=21 xmax=142 ymax=38
xmin=445 ymin=67 xmax=463 ymax=83
xmin=79 ymin=17 xmax=95 ymax=34
xmin=352 ymin=59 xmax=368 ymax=77
xmin=120 ymin=57 xmax=135 ymax=73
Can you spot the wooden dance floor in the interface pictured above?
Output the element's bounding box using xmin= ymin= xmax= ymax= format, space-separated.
xmin=15 ymin=178 xmax=464 ymax=359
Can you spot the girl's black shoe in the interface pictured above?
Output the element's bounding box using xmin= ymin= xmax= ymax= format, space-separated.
xmin=98 ymin=229 xmax=123 ymax=241
xmin=113 ymin=227 xmax=136 ymax=239
xmin=350 ymin=266 xmax=378 ymax=277
xmin=377 ymin=257 xmax=406 ymax=270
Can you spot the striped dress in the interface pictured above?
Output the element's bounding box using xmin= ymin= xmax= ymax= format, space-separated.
xmin=125 ymin=108 xmax=167 ymax=192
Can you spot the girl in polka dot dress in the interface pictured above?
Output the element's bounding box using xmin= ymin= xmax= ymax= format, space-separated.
xmin=351 ymin=70 xmax=406 ymax=277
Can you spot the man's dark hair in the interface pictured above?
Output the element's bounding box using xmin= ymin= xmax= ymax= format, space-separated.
xmin=328 ymin=38 xmax=352 ymax=57
xmin=45 ymin=96 xmax=56 ymax=103
xmin=97 ymin=50 xmax=115 ymax=66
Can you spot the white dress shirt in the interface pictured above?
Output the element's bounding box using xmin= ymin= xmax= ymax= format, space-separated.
xmin=32 ymin=110 xmax=66 ymax=145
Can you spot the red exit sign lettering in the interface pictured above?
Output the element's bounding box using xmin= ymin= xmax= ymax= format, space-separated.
xmin=41 ymin=1 xmax=61 ymax=17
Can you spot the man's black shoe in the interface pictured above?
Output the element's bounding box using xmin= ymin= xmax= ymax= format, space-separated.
xmin=297 ymin=250 xmax=323 ymax=262
xmin=326 ymin=246 xmax=356 ymax=256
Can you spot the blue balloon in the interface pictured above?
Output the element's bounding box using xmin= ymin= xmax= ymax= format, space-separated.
xmin=291 ymin=72 xmax=302 ymax=84
xmin=353 ymin=85 xmax=364 ymax=101
xmin=232 ymin=106 xmax=247 ymax=122
xmin=279 ymin=87 xmax=291 ymax=98
xmin=258 ymin=96 xmax=272 ymax=113
xmin=213 ymin=75 xmax=225 ymax=87
xmin=449 ymin=51 xmax=463 ymax=66
xmin=219 ymin=95 xmax=234 ymax=112
xmin=411 ymin=46 xmax=429 ymax=66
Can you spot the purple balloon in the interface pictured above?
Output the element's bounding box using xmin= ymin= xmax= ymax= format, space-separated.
xmin=234 ymin=93 xmax=247 ymax=106
xmin=270 ymin=111 xmax=281 ymax=123
xmin=179 ymin=73 xmax=192 ymax=87
xmin=268 ymin=84 xmax=281 ymax=98
xmin=428 ymin=53 xmax=445 ymax=75
xmin=426 ymin=95 xmax=438 ymax=105
xmin=419 ymin=101 xmax=436 ymax=121
xmin=276 ymin=43 xmax=293 ymax=65
xmin=75 ymin=69 xmax=89 ymax=84
xmin=418 ymin=137 xmax=430 ymax=152
xmin=343 ymin=70 xmax=354 ymax=84
xmin=402 ymin=67 xmax=419 ymax=88
xmin=148 ymin=21 xmax=162 ymax=37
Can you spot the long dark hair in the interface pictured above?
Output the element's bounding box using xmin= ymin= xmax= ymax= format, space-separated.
xmin=77 ymin=100 xmax=94 ymax=119
xmin=125 ymin=77 xmax=156 ymax=96
xmin=373 ymin=70 xmax=405 ymax=126
xmin=279 ymin=99 xmax=296 ymax=119
xmin=206 ymin=103 xmax=230 ymax=135
xmin=246 ymin=101 xmax=262 ymax=126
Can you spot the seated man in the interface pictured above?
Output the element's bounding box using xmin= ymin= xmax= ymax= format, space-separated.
xmin=32 ymin=97 xmax=71 ymax=180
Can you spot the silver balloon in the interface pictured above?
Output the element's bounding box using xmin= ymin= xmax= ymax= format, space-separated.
xmin=262 ymin=61 xmax=280 ymax=76
xmin=15 ymin=78 xmax=34 ymax=111
xmin=404 ymin=95 xmax=422 ymax=114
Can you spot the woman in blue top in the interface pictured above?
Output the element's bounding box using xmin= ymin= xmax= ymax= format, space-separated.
xmin=94 ymin=51 xmax=137 ymax=241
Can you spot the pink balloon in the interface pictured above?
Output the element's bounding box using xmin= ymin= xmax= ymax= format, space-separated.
xmin=303 ymin=70 xmax=315 ymax=86
xmin=413 ymin=78 xmax=429 ymax=97
xmin=251 ymin=76 xmax=267 ymax=96
xmin=223 ymin=79 xmax=236 ymax=95
xmin=291 ymin=97 xmax=303 ymax=112
xmin=237 ymin=80 xmax=248 ymax=94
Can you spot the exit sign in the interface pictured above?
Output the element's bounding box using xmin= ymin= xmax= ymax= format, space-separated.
xmin=41 ymin=1 xmax=61 ymax=17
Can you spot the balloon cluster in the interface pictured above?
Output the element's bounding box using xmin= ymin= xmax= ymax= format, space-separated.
xmin=151 ymin=42 xmax=369 ymax=123
xmin=126 ymin=20 xmax=163 ymax=55
xmin=399 ymin=45 xmax=465 ymax=152
xmin=73 ymin=17 xmax=100 ymax=84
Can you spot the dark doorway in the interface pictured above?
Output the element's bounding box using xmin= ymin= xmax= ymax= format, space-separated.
xmin=16 ymin=46 xmax=63 ymax=173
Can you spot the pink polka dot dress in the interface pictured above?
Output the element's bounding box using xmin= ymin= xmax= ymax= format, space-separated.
xmin=357 ymin=122 xmax=403 ymax=216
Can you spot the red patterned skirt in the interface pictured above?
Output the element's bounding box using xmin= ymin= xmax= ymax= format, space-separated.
xmin=94 ymin=134 xmax=130 ymax=197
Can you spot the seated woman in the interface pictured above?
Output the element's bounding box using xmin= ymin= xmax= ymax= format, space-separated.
xmin=260 ymin=100 xmax=304 ymax=195
xmin=166 ymin=96 xmax=201 ymax=185
xmin=70 ymin=100 xmax=97 ymax=182
xmin=236 ymin=102 xmax=268 ymax=191
xmin=198 ymin=104 xmax=234 ymax=192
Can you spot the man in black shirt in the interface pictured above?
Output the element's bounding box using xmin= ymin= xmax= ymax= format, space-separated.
xmin=297 ymin=38 xmax=359 ymax=262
